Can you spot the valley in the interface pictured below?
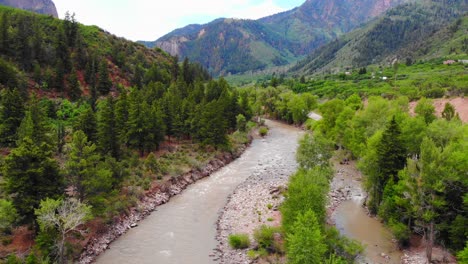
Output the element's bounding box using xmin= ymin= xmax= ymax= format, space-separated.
xmin=0 ymin=0 xmax=466 ymax=263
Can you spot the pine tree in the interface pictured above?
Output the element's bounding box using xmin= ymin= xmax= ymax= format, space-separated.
xmin=373 ymin=116 xmax=406 ymax=210
xmin=114 ymin=92 xmax=129 ymax=146
xmin=67 ymin=71 xmax=81 ymax=101
xmin=73 ymin=105 xmax=97 ymax=143
xmin=97 ymin=61 xmax=112 ymax=95
xmin=3 ymin=138 xmax=63 ymax=225
xmin=0 ymin=89 xmax=25 ymax=147
xmin=96 ymin=97 xmax=119 ymax=158
xmin=16 ymin=96 xmax=52 ymax=148
xmin=441 ymin=102 xmax=455 ymax=121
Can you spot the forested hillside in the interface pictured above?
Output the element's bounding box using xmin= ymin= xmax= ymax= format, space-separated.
xmin=291 ymin=0 xmax=467 ymax=75
xmin=0 ymin=6 xmax=251 ymax=263
xmin=146 ymin=0 xmax=408 ymax=76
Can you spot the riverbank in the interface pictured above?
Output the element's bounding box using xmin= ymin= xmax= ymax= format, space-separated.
xmin=215 ymin=121 xmax=303 ymax=264
xmin=78 ymin=142 xmax=250 ymax=263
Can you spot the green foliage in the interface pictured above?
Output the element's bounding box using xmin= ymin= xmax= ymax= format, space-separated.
xmin=258 ymin=126 xmax=268 ymax=137
xmin=441 ymin=102 xmax=456 ymax=121
xmin=253 ymin=225 xmax=282 ymax=253
xmin=286 ymin=210 xmax=327 ymax=264
xmin=458 ymin=242 xmax=468 ymax=264
xmin=3 ymin=138 xmax=63 ymax=224
xmin=228 ymin=233 xmax=251 ymax=249
xmin=296 ymin=133 xmax=333 ymax=170
xmin=415 ymin=97 xmax=436 ymax=124
xmin=0 ymin=199 xmax=17 ymax=231
xmin=281 ymin=168 xmax=330 ymax=234
xmin=0 ymin=88 xmax=24 ymax=147
xmin=236 ymin=114 xmax=247 ymax=132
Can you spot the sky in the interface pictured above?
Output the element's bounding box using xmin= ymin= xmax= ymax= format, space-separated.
xmin=53 ymin=0 xmax=305 ymax=42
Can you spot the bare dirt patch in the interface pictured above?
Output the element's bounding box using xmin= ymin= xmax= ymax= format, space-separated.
xmin=409 ymin=97 xmax=468 ymax=123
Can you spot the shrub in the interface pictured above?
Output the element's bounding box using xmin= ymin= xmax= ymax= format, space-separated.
xmin=228 ymin=233 xmax=251 ymax=249
xmin=254 ymin=225 xmax=282 ymax=253
xmin=259 ymin=127 xmax=268 ymax=137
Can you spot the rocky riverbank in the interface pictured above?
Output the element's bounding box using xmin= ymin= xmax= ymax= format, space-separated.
xmin=78 ymin=145 xmax=248 ymax=264
xmin=215 ymin=128 xmax=302 ymax=263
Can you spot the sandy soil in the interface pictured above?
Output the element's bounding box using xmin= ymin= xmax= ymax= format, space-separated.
xmin=409 ymin=97 xmax=468 ymax=123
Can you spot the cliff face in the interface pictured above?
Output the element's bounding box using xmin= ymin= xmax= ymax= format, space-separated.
xmin=0 ymin=0 xmax=58 ymax=17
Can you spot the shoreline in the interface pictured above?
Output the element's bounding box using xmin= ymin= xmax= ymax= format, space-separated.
xmin=215 ymin=121 xmax=302 ymax=263
xmin=78 ymin=142 xmax=250 ymax=263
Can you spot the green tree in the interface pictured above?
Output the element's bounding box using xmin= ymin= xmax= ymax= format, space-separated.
xmin=296 ymin=133 xmax=333 ymax=170
xmin=96 ymin=98 xmax=119 ymax=158
xmin=114 ymin=92 xmax=129 ymax=145
xmin=0 ymin=199 xmax=18 ymax=231
xmin=441 ymin=102 xmax=456 ymax=121
xmin=73 ymin=105 xmax=97 ymax=143
xmin=3 ymin=138 xmax=63 ymax=225
xmin=67 ymin=71 xmax=81 ymax=101
xmin=415 ymin=97 xmax=435 ymax=124
xmin=0 ymin=88 xmax=25 ymax=147
xmin=286 ymin=210 xmax=326 ymax=264
xmin=236 ymin=114 xmax=247 ymax=132
xmin=66 ymin=131 xmax=112 ymax=204
xmin=16 ymin=96 xmax=52 ymax=148
xmin=97 ymin=61 xmax=112 ymax=95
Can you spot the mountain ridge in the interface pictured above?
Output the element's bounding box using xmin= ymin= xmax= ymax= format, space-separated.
xmin=0 ymin=0 xmax=58 ymax=17
xmin=142 ymin=0 xmax=409 ymax=76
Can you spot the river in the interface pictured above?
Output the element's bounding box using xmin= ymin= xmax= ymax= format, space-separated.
xmin=96 ymin=120 xmax=303 ymax=264
xmin=96 ymin=119 xmax=403 ymax=264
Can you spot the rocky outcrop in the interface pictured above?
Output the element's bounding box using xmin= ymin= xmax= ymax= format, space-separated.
xmin=0 ymin=0 xmax=58 ymax=17
xmin=78 ymin=146 xmax=248 ymax=264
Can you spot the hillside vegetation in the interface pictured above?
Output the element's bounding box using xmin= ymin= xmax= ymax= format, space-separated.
xmin=291 ymin=0 xmax=467 ymax=75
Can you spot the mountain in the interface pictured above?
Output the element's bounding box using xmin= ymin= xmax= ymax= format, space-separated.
xmin=0 ymin=0 xmax=58 ymax=17
xmin=0 ymin=5 xmax=181 ymax=99
xmin=290 ymin=0 xmax=468 ymax=75
xmin=143 ymin=0 xmax=408 ymax=76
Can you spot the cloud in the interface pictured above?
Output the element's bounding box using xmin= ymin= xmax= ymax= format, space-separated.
xmin=53 ymin=0 xmax=291 ymax=41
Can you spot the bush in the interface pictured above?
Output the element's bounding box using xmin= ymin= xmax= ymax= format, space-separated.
xmin=254 ymin=225 xmax=282 ymax=253
xmin=228 ymin=233 xmax=251 ymax=249
xmin=259 ymin=126 xmax=268 ymax=137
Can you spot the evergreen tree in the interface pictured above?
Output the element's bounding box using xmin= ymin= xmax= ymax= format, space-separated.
xmin=96 ymin=97 xmax=119 ymax=158
xmin=3 ymin=138 xmax=63 ymax=225
xmin=73 ymin=105 xmax=97 ymax=143
xmin=0 ymin=88 xmax=25 ymax=147
xmin=114 ymin=92 xmax=129 ymax=146
xmin=97 ymin=61 xmax=112 ymax=95
xmin=373 ymin=116 xmax=406 ymax=210
xmin=67 ymin=71 xmax=81 ymax=101
xmin=65 ymin=131 xmax=112 ymax=214
xmin=126 ymin=90 xmax=157 ymax=155
xmin=16 ymin=96 xmax=52 ymax=147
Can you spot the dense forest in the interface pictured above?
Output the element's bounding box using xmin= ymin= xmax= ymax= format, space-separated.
xmin=0 ymin=6 xmax=252 ymax=263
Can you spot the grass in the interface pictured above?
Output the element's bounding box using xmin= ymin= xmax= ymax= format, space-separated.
xmin=228 ymin=233 xmax=251 ymax=249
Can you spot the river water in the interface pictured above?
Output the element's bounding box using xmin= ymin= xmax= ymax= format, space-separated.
xmin=96 ymin=119 xmax=402 ymax=264
xmin=96 ymin=120 xmax=302 ymax=264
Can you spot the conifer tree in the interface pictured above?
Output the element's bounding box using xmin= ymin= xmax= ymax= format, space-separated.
xmin=16 ymin=96 xmax=52 ymax=147
xmin=67 ymin=71 xmax=81 ymax=101
xmin=97 ymin=61 xmax=112 ymax=95
xmin=114 ymin=92 xmax=129 ymax=145
xmin=3 ymin=138 xmax=63 ymax=225
xmin=97 ymin=97 xmax=119 ymax=158
xmin=373 ymin=116 xmax=406 ymax=210
xmin=73 ymin=105 xmax=97 ymax=143
xmin=0 ymin=88 xmax=25 ymax=147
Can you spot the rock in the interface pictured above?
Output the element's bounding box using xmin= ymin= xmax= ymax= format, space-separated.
xmin=130 ymin=223 xmax=138 ymax=228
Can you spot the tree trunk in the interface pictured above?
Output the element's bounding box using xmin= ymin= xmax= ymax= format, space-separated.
xmin=426 ymin=221 xmax=434 ymax=263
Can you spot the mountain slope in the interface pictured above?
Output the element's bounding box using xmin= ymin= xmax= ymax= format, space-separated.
xmin=0 ymin=5 xmax=178 ymax=99
xmin=143 ymin=0 xmax=408 ymax=76
xmin=290 ymin=0 xmax=468 ymax=75
xmin=0 ymin=0 xmax=58 ymax=17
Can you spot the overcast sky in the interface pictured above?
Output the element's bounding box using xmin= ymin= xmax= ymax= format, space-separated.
xmin=53 ymin=0 xmax=305 ymax=41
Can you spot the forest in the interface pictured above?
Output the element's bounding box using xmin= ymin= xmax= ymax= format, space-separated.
xmin=0 ymin=5 xmax=253 ymax=263
xmin=0 ymin=2 xmax=466 ymax=264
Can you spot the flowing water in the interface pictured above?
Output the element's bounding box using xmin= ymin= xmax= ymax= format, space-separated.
xmin=96 ymin=119 xmax=402 ymax=264
xmin=96 ymin=120 xmax=302 ymax=264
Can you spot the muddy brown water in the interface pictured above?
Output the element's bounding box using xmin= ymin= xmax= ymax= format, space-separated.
xmin=95 ymin=120 xmax=303 ymax=264
xmin=333 ymin=197 xmax=403 ymax=263
xmin=96 ymin=119 xmax=403 ymax=264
